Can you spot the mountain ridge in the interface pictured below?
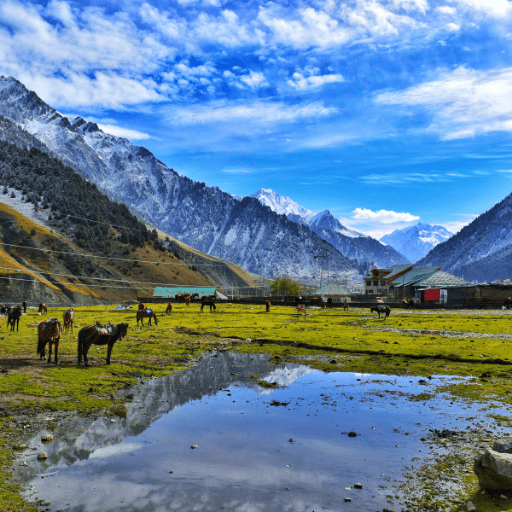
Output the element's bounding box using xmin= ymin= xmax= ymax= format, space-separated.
xmin=0 ymin=76 xmax=363 ymax=284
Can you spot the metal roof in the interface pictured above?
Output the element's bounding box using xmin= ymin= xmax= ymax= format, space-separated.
xmin=414 ymin=270 xmax=471 ymax=288
xmin=153 ymin=286 xmax=216 ymax=298
xmin=364 ymin=264 xmax=412 ymax=280
xmin=389 ymin=266 xmax=440 ymax=287
xmin=315 ymin=282 xmax=351 ymax=296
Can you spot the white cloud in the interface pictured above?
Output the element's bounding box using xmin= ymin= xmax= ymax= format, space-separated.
xmin=240 ymin=70 xmax=268 ymax=88
xmin=352 ymin=207 xmax=420 ymax=223
xmin=437 ymin=5 xmax=457 ymax=15
xmin=376 ymin=66 xmax=512 ymax=140
xmin=446 ymin=22 xmax=460 ymax=30
xmin=167 ymin=100 xmax=338 ymax=125
xmin=97 ymin=124 xmax=151 ymax=140
xmin=258 ymin=6 xmax=353 ymax=48
xmin=16 ymin=72 xmax=163 ymax=108
xmin=287 ymin=71 xmax=344 ymax=90
xmin=448 ymin=0 xmax=512 ymax=18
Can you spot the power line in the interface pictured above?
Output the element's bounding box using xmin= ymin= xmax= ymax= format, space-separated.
xmin=2 ymin=242 xmax=228 ymax=268
xmin=0 ymin=265 xmax=185 ymax=287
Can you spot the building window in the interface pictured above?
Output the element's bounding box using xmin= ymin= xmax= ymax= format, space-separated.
xmin=366 ymin=281 xmax=371 ymax=287
xmin=373 ymin=281 xmax=378 ymax=286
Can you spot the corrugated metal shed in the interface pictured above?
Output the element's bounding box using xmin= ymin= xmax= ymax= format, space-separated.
xmin=391 ymin=266 xmax=440 ymax=287
xmin=315 ymin=282 xmax=351 ymax=296
xmin=414 ymin=270 xmax=470 ymax=288
xmin=153 ymin=286 xmax=216 ymax=298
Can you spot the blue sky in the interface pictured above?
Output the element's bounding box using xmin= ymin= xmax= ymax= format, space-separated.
xmin=1 ymin=0 xmax=512 ymax=238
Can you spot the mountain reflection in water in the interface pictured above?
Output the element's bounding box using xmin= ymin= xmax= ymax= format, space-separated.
xmin=13 ymin=352 xmax=483 ymax=511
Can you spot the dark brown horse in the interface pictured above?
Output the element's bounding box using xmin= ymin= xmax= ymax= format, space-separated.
xmin=402 ymin=299 xmax=416 ymax=309
xmin=39 ymin=303 xmax=48 ymax=315
xmin=370 ymin=305 xmax=390 ymax=319
xmin=63 ymin=307 xmax=75 ymax=334
xmin=200 ymin=297 xmax=216 ymax=312
xmin=504 ymin=297 xmax=512 ymax=310
xmin=7 ymin=306 xmax=22 ymax=332
xmin=136 ymin=308 xmax=158 ymax=326
xmin=165 ymin=303 xmax=173 ymax=315
xmin=78 ymin=322 xmax=129 ymax=366
xmin=37 ymin=318 xmax=63 ymax=363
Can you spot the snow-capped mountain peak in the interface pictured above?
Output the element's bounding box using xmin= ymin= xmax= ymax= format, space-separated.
xmin=380 ymin=223 xmax=453 ymax=263
xmin=250 ymin=188 xmax=317 ymax=221
xmin=251 ymin=189 xmax=409 ymax=267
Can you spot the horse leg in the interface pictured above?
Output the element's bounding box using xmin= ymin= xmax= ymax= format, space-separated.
xmin=106 ymin=338 xmax=114 ymax=365
xmin=53 ymin=339 xmax=59 ymax=364
xmin=78 ymin=338 xmax=82 ymax=364
xmin=47 ymin=341 xmax=52 ymax=364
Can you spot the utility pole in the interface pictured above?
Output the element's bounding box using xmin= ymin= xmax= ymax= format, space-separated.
xmin=314 ymin=241 xmax=329 ymax=288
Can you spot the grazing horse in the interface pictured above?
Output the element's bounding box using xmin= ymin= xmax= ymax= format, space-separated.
xmin=504 ymin=297 xmax=512 ymax=310
xmin=7 ymin=306 xmax=22 ymax=332
xmin=136 ymin=308 xmax=158 ymax=326
xmin=39 ymin=303 xmax=48 ymax=315
xmin=343 ymin=299 xmax=349 ymax=311
xmin=78 ymin=322 xmax=129 ymax=366
xmin=402 ymin=299 xmax=416 ymax=309
xmin=370 ymin=305 xmax=391 ymax=319
xmin=22 ymin=301 xmax=27 ymax=313
xmin=63 ymin=307 xmax=75 ymax=334
xmin=165 ymin=303 xmax=173 ymax=315
xmin=37 ymin=318 xmax=63 ymax=364
xmin=200 ymin=297 xmax=216 ymax=312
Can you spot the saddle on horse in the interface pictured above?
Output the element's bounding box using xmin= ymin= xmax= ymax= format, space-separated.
xmin=94 ymin=322 xmax=119 ymax=336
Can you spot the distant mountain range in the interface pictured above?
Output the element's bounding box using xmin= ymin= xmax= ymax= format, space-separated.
xmin=2 ymin=76 xmax=511 ymax=284
xmin=0 ymin=76 xmax=363 ymax=283
xmin=380 ymin=223 xmax=453 ymax=263
xmin=250 ymin=189 xmax=410 ymax=268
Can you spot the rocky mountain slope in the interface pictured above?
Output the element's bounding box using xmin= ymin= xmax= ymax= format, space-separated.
xmin=0 ymin=125 xmax=263 ymax=303
xmin=251 ymin=188 xmax=409 ymax=268
xmin=416 ymin=193 xmax=512 ymax=282
xmin=380 ymin=223 xmax=453 ymax=263
xmin=0 ymin=76 xmax=362 ymax=283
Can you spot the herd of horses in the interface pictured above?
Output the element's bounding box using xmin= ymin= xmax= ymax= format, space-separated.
xmin=4 ymin=294 xmax=512 ymax=367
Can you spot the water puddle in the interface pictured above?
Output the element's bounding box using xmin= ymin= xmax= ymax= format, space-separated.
xmin=11 ymin=352 xmax=498 ymax=511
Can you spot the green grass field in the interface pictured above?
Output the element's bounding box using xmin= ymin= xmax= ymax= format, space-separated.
xmin=1 ymin=303 xmax=512 ymax=511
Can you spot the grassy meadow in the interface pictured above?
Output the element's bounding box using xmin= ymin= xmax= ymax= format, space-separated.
xmin=1 ymin=302 xmax=512 ymax=511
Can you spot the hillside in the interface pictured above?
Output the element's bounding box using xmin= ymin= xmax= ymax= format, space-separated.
xmin=0 ymin=133 xmax=263 ymax=303
xmin=417 ymin=192 xmax=512 ymax=282
xmin=0 ymin=76 xmax=363 ymax=283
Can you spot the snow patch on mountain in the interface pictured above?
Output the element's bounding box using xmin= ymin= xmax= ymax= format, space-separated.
xmin=250 ymin=188 xmax=409 ymax=267
xmin=0 ymin=76 xmax=363 ymax=283
xmin=380 ymin=223 xmax=453 ymax=263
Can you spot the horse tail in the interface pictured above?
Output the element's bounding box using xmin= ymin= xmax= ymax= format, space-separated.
xmin=36 ymin=324 xmax=45 ymax=356
xmin=154 ymin=313 xmax=158 ymax=325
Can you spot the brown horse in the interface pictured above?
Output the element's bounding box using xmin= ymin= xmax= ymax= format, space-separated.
xmin=136 ymin=308 xmax=158 ymax=326
xmin=39 ymin=303 xmax=48 ymax=315
xmin=78 ymin=322 xmax=129 ymax=366
xmin=165 ymin=303 xmax=173 ymax=315
xmin=7 ymin=306 xmax=22 ymax=332
xmin=370 ymin=305 xmax=390 ymax=319
xmin=402 ymin=299 xmax=416 ymax=309
xmin=200 ymin=297 xmax=216 ymax=312
xmin=63 ymin=307 xmax=75 ymax=334
xmin=37 ymin=318 xmax=63 ymax=364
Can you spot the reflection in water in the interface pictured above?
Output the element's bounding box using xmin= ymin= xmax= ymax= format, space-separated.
xmin=12 ymin=352 xmax=487 ymax=511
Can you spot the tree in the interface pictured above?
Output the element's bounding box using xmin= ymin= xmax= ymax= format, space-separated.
xmin=270 ymin=277 xmax=301 ymax=296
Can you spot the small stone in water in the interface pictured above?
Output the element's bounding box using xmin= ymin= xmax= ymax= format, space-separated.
xmin=345 ymin=497 xmax=352 ymax=502
xmin=191 ymin=444 xmax=198 ymax=449
xmin=348 ymin=431 xmax=357 ymax=437
xmin=289 ymin=438 xmax=295 ymax=443
xmin=354 ymin=482 xmax=363 ymax=489
xmin=37 ymin=452 xmax=47 ymax=461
